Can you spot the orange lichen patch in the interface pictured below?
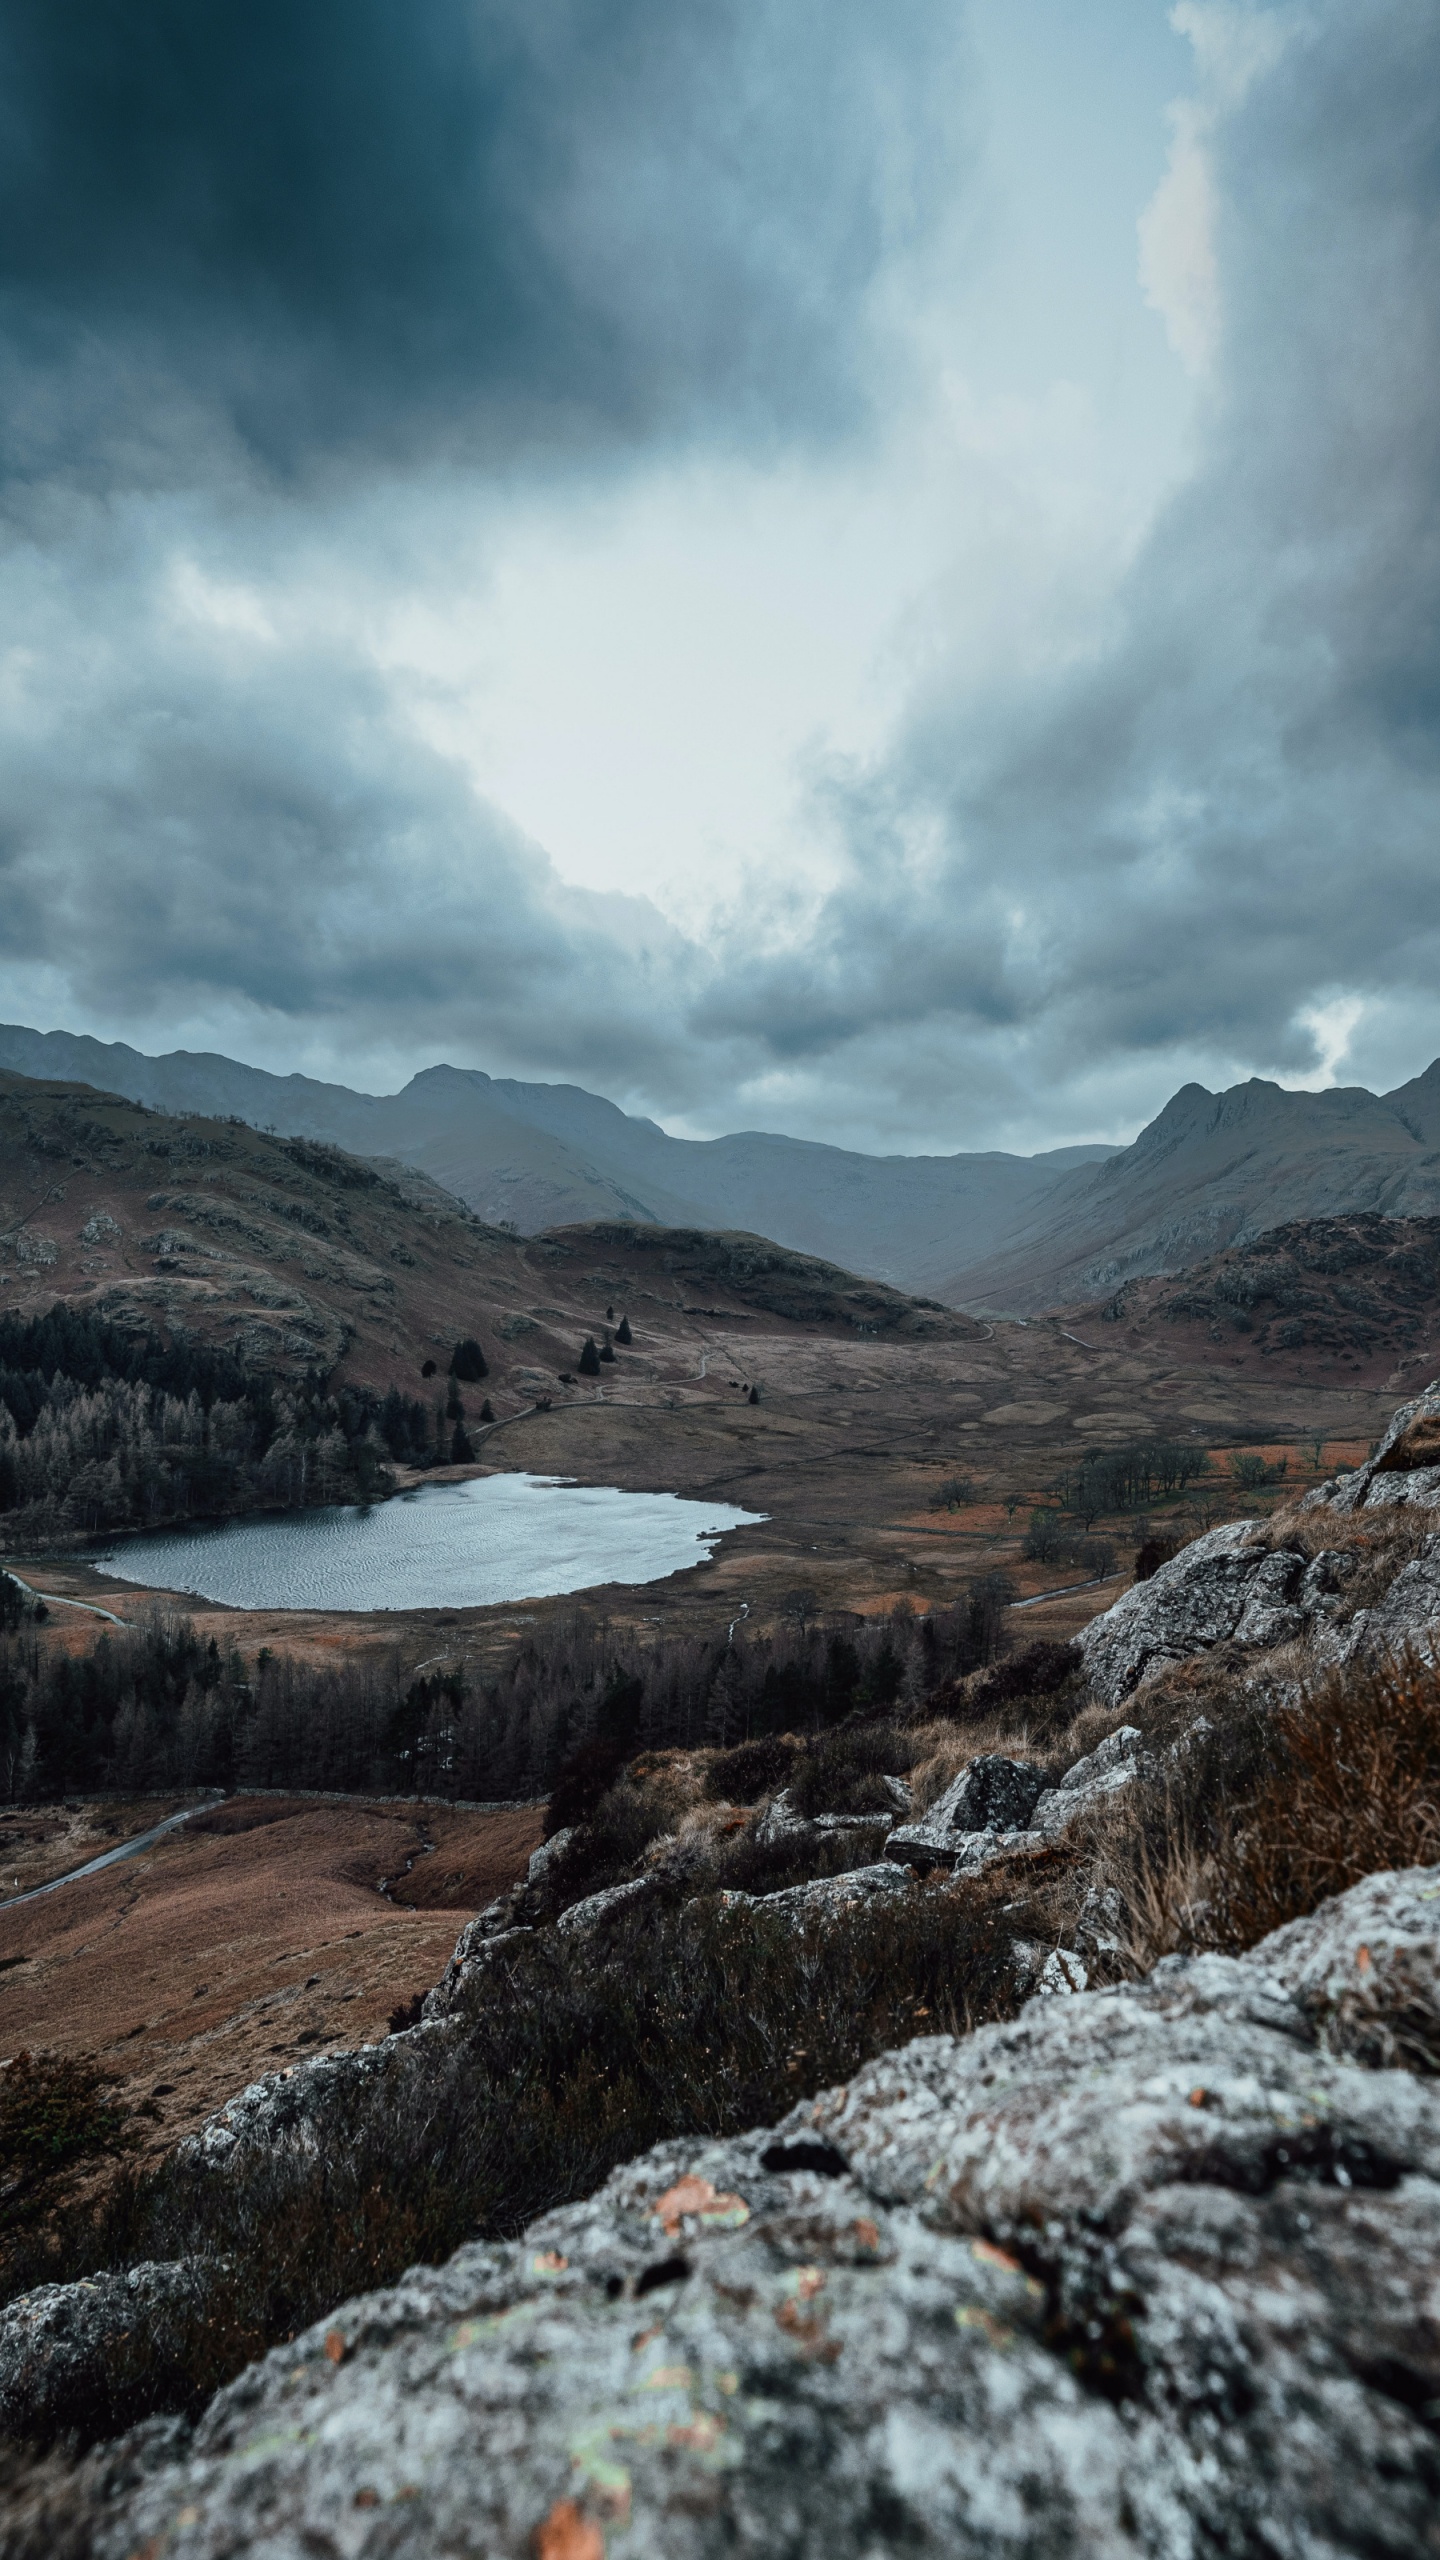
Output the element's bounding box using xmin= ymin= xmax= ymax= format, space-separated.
xmin=971 ymin=2239 xmax=1023 ymax=2276
xmin=534 ymin=2499 xmax=604 ymax=2560
xmin=652 ymin=2175 xmax=750 ymax=2236
xmin=774 ymin=2297 xmax=840 ymax=2362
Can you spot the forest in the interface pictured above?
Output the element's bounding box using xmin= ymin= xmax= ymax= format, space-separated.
xmin=0 ymin=1306 xmax=435 ymax=1539
xmin=0 ymin=1576 xmax=1014 ymax=1806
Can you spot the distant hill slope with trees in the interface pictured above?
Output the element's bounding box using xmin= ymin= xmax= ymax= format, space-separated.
xmin=0 ymin=1072 xmax=973 ymax=1542
xmin=1093 ymin=1212 xmax=1440 ymax=1395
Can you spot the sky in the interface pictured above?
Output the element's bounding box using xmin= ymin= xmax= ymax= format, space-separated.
xmin=0 ymin=0 xmax=1435 ymax=1157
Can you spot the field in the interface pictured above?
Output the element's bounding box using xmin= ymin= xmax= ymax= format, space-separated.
xmin=0 ymin=1797 xmax=541 ymax=2152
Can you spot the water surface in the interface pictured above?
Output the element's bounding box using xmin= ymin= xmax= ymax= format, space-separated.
xmin=88 ymin=1473 xmax=766 ymax=1613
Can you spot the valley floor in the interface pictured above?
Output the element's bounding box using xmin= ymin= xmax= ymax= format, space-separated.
xmin=0 ymin=1797 xmax=541 ymax=2154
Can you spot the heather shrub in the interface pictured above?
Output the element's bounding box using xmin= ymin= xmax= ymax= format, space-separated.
xmin=1214 ymin=1649 xmax=1440 ymax=1949
xmin=0 ymin=1883 xmax=1029 ymax=2445
xmin=705 ymin=1735 xmax=799 ymax=1803
xmin=788 ymin=1721 xmax=912 ymax=1818
xmin=0 ymin=2052 xmax=137 ymax=2239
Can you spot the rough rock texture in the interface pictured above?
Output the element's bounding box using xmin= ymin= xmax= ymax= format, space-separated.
xmin=719 ymin=1862 xmax=916 ymax=1925
xmin=885 ymin=1731 xmax=1144 ymax=1874
xmin=1338 ymin=1544 xmax=1440 ymax=1673
xmin=0 ymin=2263 xmax=204 ymax=2446
xmin=556 ymin=1878 xmax=658 ymax=1936
xmin=884 ymin=1754 xmax=1045 ymax=1870
xmin=173 ymin=2029 xmax=445 ymax=2174
xmin=62 ymin=1867 xmax=1440 ymax=2559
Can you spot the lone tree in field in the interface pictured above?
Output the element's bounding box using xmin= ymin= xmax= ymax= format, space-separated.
xmin=616 ymin=1315 xmax=632 ymax=1345
xmin=599 ymin=1335 xmax=616 ymax=1363
xmin=578 ymin=1337 xmax=601 ymax=1377
xmin=449 ymin=1338 xmax=488 ymax=1382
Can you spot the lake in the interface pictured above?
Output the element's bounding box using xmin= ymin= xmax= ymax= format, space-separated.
xmin=87 ymin=1473 xmax=768 ymax=1614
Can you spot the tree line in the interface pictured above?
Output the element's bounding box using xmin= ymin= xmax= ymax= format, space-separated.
xmin=0 ymin=1306 xmax=448 ymax=1540
xmin=0 ymin=1576 xmax=1014 ymax=1806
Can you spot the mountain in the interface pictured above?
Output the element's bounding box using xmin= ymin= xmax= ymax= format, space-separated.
xmin=1096 ymin=1211 xmax=1440 ymax=1394
xmin=0 ymin=1072 xmax=967 ymax=1405
xmin=13 ymin=1021 xmax=1440 ymax=1318
xmin=0 ymin=1023 xmax=1110 ymax=1294
xmin=947 ymin=1066 xmax=1440 ymax=1313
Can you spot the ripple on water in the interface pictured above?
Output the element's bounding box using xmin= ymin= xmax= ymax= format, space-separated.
xmin=87 ymin=1473 xmax=768 ymax=1613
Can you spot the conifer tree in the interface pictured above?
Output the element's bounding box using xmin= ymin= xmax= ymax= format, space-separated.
xmin=616 ymin=1315 xmax=632 ymax=1345
xmin=578 ymin=1338 xmax=601 ymax=1377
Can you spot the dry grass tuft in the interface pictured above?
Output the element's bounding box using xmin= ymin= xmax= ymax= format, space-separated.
xmin=1215 ymin=1648 xmax=1440 ymax=1947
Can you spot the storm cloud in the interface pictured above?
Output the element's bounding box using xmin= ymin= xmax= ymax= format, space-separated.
xmin=0 ymin=0 xmax=1435 ymax=1151
xmin=712 ymin=0 xmax=1440 ymax=1141
xmin=0 ymin=0 xmax=966 ymax=483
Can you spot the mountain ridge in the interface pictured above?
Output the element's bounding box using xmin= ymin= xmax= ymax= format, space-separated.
xmin=0 ymin=1023 xmax=1112 ymax=1294
xmin=9 ymin=1020 xmax=1440 ymax=1313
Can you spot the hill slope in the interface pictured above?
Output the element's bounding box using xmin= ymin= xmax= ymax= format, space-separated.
xmin=949 ymin=1067 xmax=1440 ymax=1312
xmin=1094 ymin=1212 xmax=1440 ymax=1394
xmin=0 ymin=1022 xmax=1109 ymax=1294
xmin=0 ymin=1073 xmax=969 ymax=1407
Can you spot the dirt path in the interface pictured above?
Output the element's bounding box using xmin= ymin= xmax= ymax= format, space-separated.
xmin=0 ymin=1799 xmax=218 ymax=1908
xmin=0 ymin=1796 xmax=543 ymax=2154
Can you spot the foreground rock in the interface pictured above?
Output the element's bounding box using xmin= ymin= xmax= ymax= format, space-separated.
xmin=46 ymin=1866 xmax=1440 ymax=2560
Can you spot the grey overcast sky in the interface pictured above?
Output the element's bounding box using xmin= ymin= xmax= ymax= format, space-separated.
xmin=0 ymin=0 xmax=1435 ymax=1153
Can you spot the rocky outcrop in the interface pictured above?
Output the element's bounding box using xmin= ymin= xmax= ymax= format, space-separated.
xmin=885 ymin=1729 xmax=1145 ymax=1873
xmin=65 ymin=1866 xmax=1440 ymax=2560
xmin=1068 ymin=1377 xmax=1440 ymax=1708
xmin=0 ymin=2262 xmax=204 ymax=2446
xmin=172 ymin=2024 xmax=460 ymax=2175
xmin=1310 ymin=1381 xmax=1440 ymax=1511
xmin=720 ymin=1861 xmax=916 ymax=1925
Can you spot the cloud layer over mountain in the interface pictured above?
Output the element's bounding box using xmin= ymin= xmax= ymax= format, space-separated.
xmin=0 ymin=0 xmax=1434 ymax=1155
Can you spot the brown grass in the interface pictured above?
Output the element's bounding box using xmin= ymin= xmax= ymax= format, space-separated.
xmin=1215 ymin=1650 xmax=1440 ymax=1947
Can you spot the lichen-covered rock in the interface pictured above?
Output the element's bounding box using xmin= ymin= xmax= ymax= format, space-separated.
xmin=1340 ymin=1539 xmax=1440 ymax=1671
xmin=1030 ymin=1724 xmax=1144 ymax=1834
xmin=0 ymin=2262 xmax=204 ymax=2444
xmin=886 ymin=1732 xmax=1144 ymax=1875
xmin=1254 ymin=1862 xmax=1440 ymax=2069
xmin=1075 ymin=1521 xmax=1265 ymax=1706
xmin=174 ymin=2029 xmax=446 ymax=2173
xmin=73 ymin=1868 xmax=1440 ymax=2560
xmin=720 ymin=1862 xmax=916 ymax=1925
xmin=555 ymin=1877 xmax=658 ymax=1936
xmin=884 ymin=1755 xmax=1046 ymax=1870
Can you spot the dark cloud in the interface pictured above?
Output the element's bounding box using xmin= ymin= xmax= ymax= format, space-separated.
xmin=708 ymin=0 xmax=1440 ymax=1133
xmin=0 ymin=555 xmax=702 ymax=1089
xmin=0 ymin=0 xmax=968 ymax=485
xmin=5 ymin=0 xmax=1433 ymax=1157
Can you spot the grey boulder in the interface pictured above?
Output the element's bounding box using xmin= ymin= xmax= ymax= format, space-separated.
xmin=76 ymin=1866 xmax=1440 ymax=2560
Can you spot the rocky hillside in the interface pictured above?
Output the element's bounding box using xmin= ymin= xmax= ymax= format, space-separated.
xmin=0 ymin=1072 xmax=964 ymax=1404
xmin=6 ymin=1380 xmax=1440 ymax=2550
xmin=950 ymin=1064 xmax=1440 ymax=1313
xmin=1091 ymin=1211 xmax=1440 ymax=1391
xmin=20 ymin=1866 xmax=1439 ymax=2560
xmin=0 ymin=1021 xmax=1113 ymax=1296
